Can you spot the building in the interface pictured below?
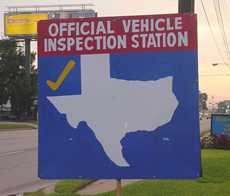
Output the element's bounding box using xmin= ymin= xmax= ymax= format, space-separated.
xmin=217 ymin=100 xmax=230 ymax=114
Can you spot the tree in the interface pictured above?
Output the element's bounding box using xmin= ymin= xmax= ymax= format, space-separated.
xmin=0 ymin=40 xmax=23 ymax=106
xmin=0 ymin=40 xmax=37 ymax=119
xmin=199 ymin=91 xmax=208 ymax=112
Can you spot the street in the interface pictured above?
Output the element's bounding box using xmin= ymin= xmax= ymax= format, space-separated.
xmin=200 ymin=118 xmax=211 ymax=134
xmin=0 ymin=130 xmax=55 ymax=195
xmin=0 ymin=119 xmax=210 ymax=195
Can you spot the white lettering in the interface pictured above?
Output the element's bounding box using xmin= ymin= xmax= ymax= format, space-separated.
xmin=178 ymin=31 xmax=188 ymax=47
xmin=80 ymin=22 xmax=90 ymax=35
xmin=44 ymin=39 xmax=48 ymax=52
xmin=117 ymin=35 xmax=127 ymax=49
xmin=76 ymin=37 xmax=83 ymax=51
xmin=67 ymin=23 xmax=76 ymax=36
xmin=107 ymin=21 xmax=115 ymax=34
xmin=140 ymin=34 xmax=148 ymax=48
xmin=48 ymin=38 xmax=57 ymax=51
xmin=167 ymin=32 xmax=177 ymax=47
xmin=96 ymin=21 xmax=106 ymax=34
xmin=122 ymin=20 xmax=131 ymax=33
xmin=57 ymin=38 xmax=66 ymax=51
xmin=48 ymin=23 xmax=59 ymax=37
xmin=107 ymin=35 xmax=116 ymax=49
xmin=67 ymin=37 xmax=75 ymax=51
xmin=131 ymin=35 xmax=139 ymax=48
xmin=140 ymin=19 xmax=149 ymax=32
xmin=155 ymin=18 xmax=165 ymax=31
xmin=94 ymin=36 xmax=103 ymax=49
xmin=84 ymin=37 xmax=94 ymax=50
xmin=166 ymin=18 xmax=174 ymax=31
xmin=147 ymin=34 xmax=157 ymax=48
xmin=131 ymin=20 xmax=140 ymax=33
xmin=175 ymin=17 xmax=183 ymax=30
xmin=59 ymin=23 xmax=68 ymax=36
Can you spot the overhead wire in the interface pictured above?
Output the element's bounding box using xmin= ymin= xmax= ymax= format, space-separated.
xmin=200 ymin=0 xmax=229 ymax=67
xmin=200 ymin=73 xmax=230 ymax=77
xmin=213 ymin=0 xmax=230 ymax=63
xmin=200 ymin=0 xmax=230 ymax=77
xmin=217 ymin=0 xmax=230 ymax=59
xmin=221 ymin=0 xmax=230 ymax=40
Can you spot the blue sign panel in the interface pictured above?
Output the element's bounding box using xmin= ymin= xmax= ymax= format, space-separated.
xmin=38 ymin=14 xmax=201 ymax=179
xmin=212 ymin=114 xmax=230 ymax=136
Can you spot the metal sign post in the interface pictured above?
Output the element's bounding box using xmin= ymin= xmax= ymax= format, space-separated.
xmin=116 ymin=179 xmax=122 ymax=196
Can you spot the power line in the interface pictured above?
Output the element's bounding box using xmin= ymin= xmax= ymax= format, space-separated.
xmin=217 ymin=0 xmax=230 ymax=60
xmin=221 ymin=0 xmax=230 ymax=31
xmin=213 ymin=0 xmax=230 ymax=62
xmin=200 ymin=0 xmax=230 ymax=74
xmin=200 ymin=0 xmax=229 ymax=66
xmin=200 ymin=73 xmax=230 ymax=77
xmin=219 ymin=0 xmax=230 ymax=61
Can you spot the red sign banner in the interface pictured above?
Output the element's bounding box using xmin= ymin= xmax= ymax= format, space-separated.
xmin=38 ymin=13 xmax=197 ymax=56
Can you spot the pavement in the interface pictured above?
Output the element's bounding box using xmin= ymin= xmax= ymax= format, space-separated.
xmin=0 ymin=129 xmax=56 ymax=196
xmin=200 ymin=118 xmax=211 ymax=134
xmin=0 ymin=119 xmax=211 ymax=195
xmin=78 ymin=180 xmax=141 ymax=195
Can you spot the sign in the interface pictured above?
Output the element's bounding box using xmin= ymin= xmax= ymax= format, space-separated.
xmin=211 ymin=114 xmax=230 ymax=136
xmin=38 ymin=14 xmax=201 ymax=179
xmin=4 ymin=13 xmax=48 ymax=37
xmin=70 ymin=9 xmax=97 ymax=18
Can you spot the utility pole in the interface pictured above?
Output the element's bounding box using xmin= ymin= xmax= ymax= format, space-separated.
xmin=25 ymin=38 xmax=31 ymax=83
xmin=178 ymin=0 xmax=195 ymax=13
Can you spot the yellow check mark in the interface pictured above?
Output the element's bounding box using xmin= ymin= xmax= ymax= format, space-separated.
xmin=46 ymin=60 xmax=76 ymax=91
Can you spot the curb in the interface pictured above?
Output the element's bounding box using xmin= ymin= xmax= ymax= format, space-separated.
xmin=74 ymin=180 xmax=97 ymax=193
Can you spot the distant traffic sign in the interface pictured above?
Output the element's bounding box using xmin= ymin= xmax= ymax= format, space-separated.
xmin=38 ymin=14 xmax=201 ymax=179
xmin=212 ymin=114 xmax=230 ymax=136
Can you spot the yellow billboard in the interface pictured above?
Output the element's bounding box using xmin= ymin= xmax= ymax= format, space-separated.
xmin=4 ymin=13 xmax=48 ymax=37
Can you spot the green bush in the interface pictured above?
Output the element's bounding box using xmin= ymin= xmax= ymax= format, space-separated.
xmin=201 ymin=134 xmax=217 ymax=149
xmin=201 ymin=134 xmax=230 ymax=149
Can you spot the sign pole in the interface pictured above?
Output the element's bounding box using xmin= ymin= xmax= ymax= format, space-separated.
xmin=178 ymin=0 xmax=195 ymax=13
xmin=116 ymin=179 xmax=122 ymax=196
xmin=25 ymin=38 xmax=31 ymax=83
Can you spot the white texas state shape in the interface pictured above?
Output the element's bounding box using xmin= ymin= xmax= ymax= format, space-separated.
xmin=47 ymin=54 xmax=179 ymax=167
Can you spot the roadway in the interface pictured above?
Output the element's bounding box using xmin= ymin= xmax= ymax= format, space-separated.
xmin=0 ymin=119 xmax=211 ymax=195
xmin=0 ymin=130 xmax=55 ymax=195
xmin=200 ymin=118 xmax=211 ymax=134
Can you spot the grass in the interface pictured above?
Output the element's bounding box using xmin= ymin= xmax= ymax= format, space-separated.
xmin=24 ymin=150 xmax=230 ymax=196
xmin=25 ymin=180 xmax=93 ymax=196
xmin=55 ymin=180 xmax=93 ymax=194
xmin=97 ymin=150 xmax=230 ymax=196
xmin=24 ymin=191 xmax=44 ymax=196
xmin=0 ymin=123 xmax=36 ymax=130
xmin=28 ymin=120 xmax=38 ymax=125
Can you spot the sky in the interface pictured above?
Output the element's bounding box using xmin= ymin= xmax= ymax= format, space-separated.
xmin=0 ymin=0 xmax=230 ymax=105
